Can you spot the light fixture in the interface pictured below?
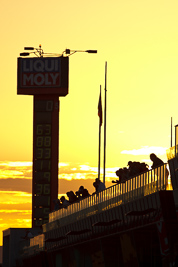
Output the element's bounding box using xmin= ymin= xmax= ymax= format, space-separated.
xmin=19 ymin=45 xmax=97 ymax=57
xmin=63 ymin=49 xmax=97 ymax=56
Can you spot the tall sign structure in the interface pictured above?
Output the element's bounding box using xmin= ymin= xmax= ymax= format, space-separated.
xmin=17 ymin=53 xmax=69 ymax=227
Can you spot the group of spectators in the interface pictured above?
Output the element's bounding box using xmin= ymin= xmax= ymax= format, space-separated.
xmin=53 ymin=186 xmax=89 ymax=211
xmin=113 ymin=153 xmax=165 ymax=184
xmin=53 ymin=178 xmax=106 ymax=211
xmin=113 ymin=161 xmax=149 ymax=184
xmin=53 ymin=153 xmax=165 ymax=210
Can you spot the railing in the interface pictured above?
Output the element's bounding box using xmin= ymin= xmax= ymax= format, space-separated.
xmin=45 ymin=164 xmax=168 ymax=230
xmin=19 ymin=234 xmax=45 ymax=257
xmin=30 ymin=234 xmax=44 ymax=249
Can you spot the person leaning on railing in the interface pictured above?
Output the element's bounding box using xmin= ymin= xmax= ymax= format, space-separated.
xmin=112 ymin=161 xmax=149 ymax=185
xmin=150 ymin=153 xmax=164 ymax=169
xmin=150 ymin=153 xmax=169 ymax=188
xmin=127 ymin=161 xmax=149 ymax=177
xmin=113 ymin=168 xmax=128 ymax=184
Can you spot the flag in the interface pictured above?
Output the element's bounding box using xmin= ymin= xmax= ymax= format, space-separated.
xmin=98 ymin=89 xmax=102 ymax=126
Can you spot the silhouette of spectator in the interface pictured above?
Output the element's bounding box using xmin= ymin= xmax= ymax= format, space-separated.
xmin=94 ymin=178 xmax=105 ymax=192
xmin=139 ymin=162 xmax=149 ymax=173
xmin=93 ymin=181 xmax=98 ymax=193
xmin=113 ymin=168 xmax=124 ymax=184
xmin=150 ymin=153 xmax=169 ymax=188
xmin=113 ymin=160 xmax=150 ymax=185
xmin=113 ymin=161 xmax=150 ymax=185
xmin=53 ymin=199 xmax=62 ymax=211
xmin=114 ymin=167 xmax=131 ymax=184
xmin=128 ymin=161 xmax=135 ymax=177
xmin=66 ymin=191 xmax=78 ymax=204
xmin=150 ymin=153 xmax=164 ymax=169
xmin=123 ymin=167 xmax=129 ymax=180
xmin=128 ymin=161 xmax=149 ymax=177
xmin=128 ymin=161 xmax=140 ymax=177
xmin=60 ymin=196 xmax=70 ymax=209
xmin=76 ymin=186 xmax=90 ymax=199
xmin=115 ymin=168 xmax=124 ymax=183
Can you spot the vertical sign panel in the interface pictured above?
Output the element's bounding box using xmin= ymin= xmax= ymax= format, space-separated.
xmin=17 ymin=55 xmax=69 ymax=228
xmin=32 ymin=95 xmax=59 ymax=227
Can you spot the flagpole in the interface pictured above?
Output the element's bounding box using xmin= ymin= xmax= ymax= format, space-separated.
xmin=103 ymin=62 xmax=107 ymax=185
xmin=171 ymin=117 xmax=172 ymax=147
xmin=98 ymin=116 xmax=101 ymax=180
xmin=98 ymin=85 xmax=102 ymax=179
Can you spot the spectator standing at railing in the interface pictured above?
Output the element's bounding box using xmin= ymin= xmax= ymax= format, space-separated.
xmin=115 ymin=168 xmax=124 ymax=183
xmin=93 ymin=181 xmax=98 ymax=192
xmin=140 ymin=162 xmax=149 ymax=173
xmin=150 ymin=153 xmax=169 ymax=189
xmin=66 ymin=191 xmax=78 ymax=204
xmin=76 ymin=186 xmax=90 ymax=199
xmin=60 ymin=196 xmax=70 ymax=209
xmin=115 ymin=168 xmax=129 ymax=182
xmin=53 ymin=199 xmax=62 ymax=211
xmin=94 ymin=178 xmax=106 ymax=192
xmin=150 ymin=153 xmax=164 ymax=169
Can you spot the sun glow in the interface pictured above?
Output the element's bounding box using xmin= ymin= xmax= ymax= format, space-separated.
xmin=1 ymin=0 xmax=178 ymax=248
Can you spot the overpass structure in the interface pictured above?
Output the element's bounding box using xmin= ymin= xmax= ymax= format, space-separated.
xmin=7 ymin=155 xmax=178 ymax=267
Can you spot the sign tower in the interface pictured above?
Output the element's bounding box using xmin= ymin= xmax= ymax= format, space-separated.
xmin=17 ymin=46 xmax=69 ymax=227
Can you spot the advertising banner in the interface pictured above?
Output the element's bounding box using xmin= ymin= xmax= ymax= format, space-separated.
xmin=17 ymin=56 xmax=69 ymax=96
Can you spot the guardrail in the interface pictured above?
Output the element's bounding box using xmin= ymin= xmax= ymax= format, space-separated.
xmin=19 ymin=234 xmax=45 ymax=257
xmin=46 ymin=164 xmax=168 ymax=228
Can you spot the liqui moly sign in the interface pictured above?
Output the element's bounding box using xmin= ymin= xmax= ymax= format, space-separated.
xmin=17 ymin=56 xmax=69 ymax=96
xmin=22 ymin=58 xmax=60 ymax=87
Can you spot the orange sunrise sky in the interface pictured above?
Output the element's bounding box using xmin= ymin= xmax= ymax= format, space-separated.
xmin=0 ymin=0 xmax=178 ymax=245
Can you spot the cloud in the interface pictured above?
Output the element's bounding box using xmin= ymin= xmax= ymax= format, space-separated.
xmin=0 ymin=179 xmax=32 ymax=193
xmin=58 ymin=163 xmax=117 ymax=181
xmin=0 ymin=210 xmax=31 ymax=214
xmin=0 ymin=161 xmax=32 ymax=179
xmin=0 ymin=191 xmax=31 ymax=207
xmin=0 ymin=162 xmax=118 ymax=198
xmin=0 ymin=161 xmax=118 ymax=183
xmin=0 ymin=162 xmax=32 ymax=167
xmin=121 ymin=146 xmax=168 ymax=156
xmin=0 ymin=161 xmax=119 ymax=211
